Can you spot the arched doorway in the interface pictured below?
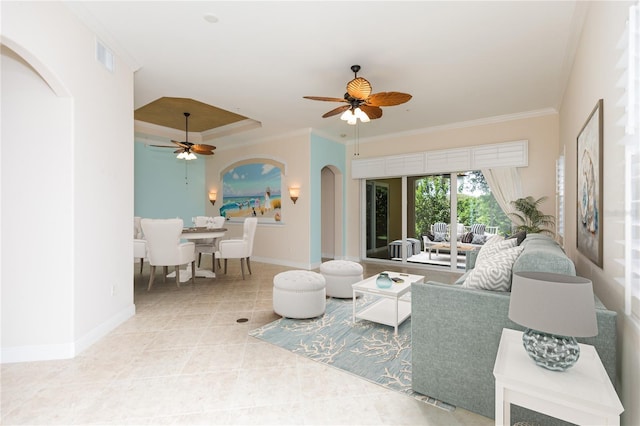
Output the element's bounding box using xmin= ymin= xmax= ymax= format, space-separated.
xmin=321 ymin=165 xmax=344 ymax=259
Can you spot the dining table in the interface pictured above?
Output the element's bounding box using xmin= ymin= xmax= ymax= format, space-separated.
xmin=167 ymin=226 xmax=227 ymax=282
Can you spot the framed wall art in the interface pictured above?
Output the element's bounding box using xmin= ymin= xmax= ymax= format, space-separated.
xmin=576 ymin=99 xmax=603 ymax=267
xmin=220 ymin=160 xmax=284 ymax=223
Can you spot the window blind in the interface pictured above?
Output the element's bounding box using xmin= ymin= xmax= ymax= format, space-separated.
xmin=617 ymin=2 xmax=640 ymax=323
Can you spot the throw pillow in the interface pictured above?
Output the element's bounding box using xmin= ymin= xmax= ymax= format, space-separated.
xmin=471 ymin=233 xmax=487 ymax=245
xmin=475 ymin=238 xmax=518 ymax=265
xmin=425 ymin=231 xmax=435 ymax=241
xmin=483 ymin=234 xmax=505 ymax=247
xmin=461 ymin=232 xmax=473 ymax=243
xmin=434 ymin=231 xmax=446 ymax=242
xmin=462 ymin=245 xmax=524 ymax=291
xmin=507 ymin=230 xmax=527 ymax=246
xmin=470 ymin=224 xmax=486 ymax=235
xmin=455 ymin=270 xmax=471 ymax=285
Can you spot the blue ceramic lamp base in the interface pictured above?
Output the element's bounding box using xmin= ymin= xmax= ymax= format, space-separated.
xmin=521 ymin=328 xmax=580 ymax=371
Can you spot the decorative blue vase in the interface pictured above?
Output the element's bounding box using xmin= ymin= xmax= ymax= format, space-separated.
xmin=522 ymin=328 xmax=580 ymax=371
xmin=376 ymin=272 xmax=393 ymax=289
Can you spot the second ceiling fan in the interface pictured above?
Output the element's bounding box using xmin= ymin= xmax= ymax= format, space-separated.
xmin=304 ymin=65 xmax=412 ymax=124
xmin=161 ymin=112 xmax=216 ymax=160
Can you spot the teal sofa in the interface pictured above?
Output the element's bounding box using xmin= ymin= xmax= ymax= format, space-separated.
xmin=411 ymin=234 xmax=618 ymax=424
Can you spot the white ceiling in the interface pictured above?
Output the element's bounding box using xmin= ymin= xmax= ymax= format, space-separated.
xmin=67 ymin=1 xmax=587 ymax=146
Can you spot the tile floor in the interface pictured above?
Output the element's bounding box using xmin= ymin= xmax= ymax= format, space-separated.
xmin=1 ymin=259 xmax=493 ymax=425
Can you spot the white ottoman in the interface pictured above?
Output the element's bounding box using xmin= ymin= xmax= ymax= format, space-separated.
xmin=273 ymin=270 xmax=326 ymax=319
xmin=320 ymin=260 xmax=364 ymax=298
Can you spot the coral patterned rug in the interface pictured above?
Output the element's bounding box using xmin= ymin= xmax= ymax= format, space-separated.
xmin=249 ymin=296 xmax=455 ymax=412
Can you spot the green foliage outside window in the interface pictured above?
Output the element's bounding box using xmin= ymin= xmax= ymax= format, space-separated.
xmin=414 ymin=171 xmax=512 ymax=238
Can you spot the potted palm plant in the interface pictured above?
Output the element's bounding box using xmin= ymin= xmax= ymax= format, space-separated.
xmin=509 ymin=196 xmax=556 ymax=235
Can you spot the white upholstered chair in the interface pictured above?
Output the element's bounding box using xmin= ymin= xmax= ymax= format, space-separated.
xmin=141 ymin=218 xmax=196 ymax=291
xmin=133 ymin=216 xmax=146 ymax=274
xmin=133 ymin=238 xmax=147 ymax=275
xmin=215 ymin=217 xmax=257 ymax=279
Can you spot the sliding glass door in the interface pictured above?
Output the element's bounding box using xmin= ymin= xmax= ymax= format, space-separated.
xmin=364 ymin=170 xmax=510 ymax=270
xmin=365 ymin=180 xmax=391 ymax=259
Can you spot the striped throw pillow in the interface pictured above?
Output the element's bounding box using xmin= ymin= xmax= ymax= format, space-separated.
xmin=462 ymin=245 xmax=524 ymax=291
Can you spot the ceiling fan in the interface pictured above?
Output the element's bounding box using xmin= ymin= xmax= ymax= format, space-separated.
xmin=303 ymin=65 xmax=412 ymax=124
xmin=153 ymin=112 xmax=216 ymax=160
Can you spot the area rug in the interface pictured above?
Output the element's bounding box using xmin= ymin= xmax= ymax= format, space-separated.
xmin=249 ymin=296 xmax=455 ymax=412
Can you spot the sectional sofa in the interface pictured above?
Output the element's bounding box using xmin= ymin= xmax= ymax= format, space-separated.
xmin=410 ymin=234 xmax=617 ymax=425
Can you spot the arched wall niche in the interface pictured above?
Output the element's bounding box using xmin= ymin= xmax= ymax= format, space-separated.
xmin=2 ymin=35 xmax=76 ymax=361
xmin=1 ymin=36 xmax=71 ymax=98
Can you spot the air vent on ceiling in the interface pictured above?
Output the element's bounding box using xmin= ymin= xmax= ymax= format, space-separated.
xmin=96 ymin=39 xmax=114 ymax=73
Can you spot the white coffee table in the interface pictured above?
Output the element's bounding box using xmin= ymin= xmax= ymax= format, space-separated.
xmin=352 ymin=271 xmax=425 ymax=335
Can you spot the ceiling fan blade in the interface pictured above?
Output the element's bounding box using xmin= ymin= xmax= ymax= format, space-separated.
xmin=149 ymin=144 xmax=175 ymax=148
xmin=322 ymin=105 xmax=350 ymax=118
xmin=173 ymin=149 xmax=186 ymax=154
xmin=347 ymin=77 xmax=372 ymax=100
xmin=360 ymin=105 xmax=383 ymax=119
xmin=171 ymin=140 xmax=190 ymax=149
xmin=192 ymin=144 xmax=216 ymax=154
xmin=366 ymin=92 xmax=412 ymax=107
xmin=303 ymin=96 xmax=348 ymax=103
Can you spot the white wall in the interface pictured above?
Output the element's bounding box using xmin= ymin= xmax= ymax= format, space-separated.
xmin=1 ymin=46 xmax=74 ymax=355
xmin=1 ymin=2 xmax=135 ymax=362
xmin=205 ymin=130 xmax=312 ymax=269
xmin=559 ymin=2 xmax=639 ymax=425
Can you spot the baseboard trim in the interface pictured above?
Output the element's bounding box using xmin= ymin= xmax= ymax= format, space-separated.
xmin=74 ymin=303 xmax=136 ymax=356
xmin=1 ymin=303 xmax=135 ymax=364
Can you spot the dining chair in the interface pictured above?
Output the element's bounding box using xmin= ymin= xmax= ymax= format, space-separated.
xmin=133 ymin=216 xmax=146 ymax=274
xmin=141 ymin=218 xmax=196 ymax=290
xmin=194 ymin=216 xmax=226 ymax=270
xmin=215 ymin=217 xmax=257 ymax=279
xmin=133 ymin=238 xmax=147 ymax=275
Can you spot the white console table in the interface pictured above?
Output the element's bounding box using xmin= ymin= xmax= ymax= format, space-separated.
xmin=493 ymin=328 xmax=623 ymax=426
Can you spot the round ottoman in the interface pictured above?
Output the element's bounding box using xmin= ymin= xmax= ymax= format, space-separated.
xmin=319 ymin=260 xmax=364 ymax=298
xmin=273 ymin=270 xmax=326 ymax=319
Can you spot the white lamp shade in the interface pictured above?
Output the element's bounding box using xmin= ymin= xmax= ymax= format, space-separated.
xmin=509 ymin=271 xmax=598 ymax=338
xmin=340 ymin=110 xmax=352 ymax=121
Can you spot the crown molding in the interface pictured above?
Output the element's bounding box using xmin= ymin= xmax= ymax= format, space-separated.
xmin=352 ymin=108 xmax=558 ymax=145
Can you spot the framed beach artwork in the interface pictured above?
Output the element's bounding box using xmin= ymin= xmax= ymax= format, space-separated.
xmin=576 ymin=99 xmax=603 ymax=267
xmin=220 ymin=160 xmax=283 ymax=223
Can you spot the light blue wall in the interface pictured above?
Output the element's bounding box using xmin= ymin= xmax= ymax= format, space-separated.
xmin=310 ymin=134 xmax=346 ymax=263
xmin=134 ymin=141 xmax=206 ymax=224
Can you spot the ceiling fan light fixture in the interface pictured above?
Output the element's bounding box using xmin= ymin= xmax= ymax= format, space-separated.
xmin=340 ymin=109 xmax=353 ymax=121
xmin=186 ymin=152 xmax=197 ymax=160
xmin=354 ymin=107 xmax=370 ymax=122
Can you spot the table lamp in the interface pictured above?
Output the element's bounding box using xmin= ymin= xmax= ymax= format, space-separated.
xmin=508 ymin=271 xmax=598 ymax=371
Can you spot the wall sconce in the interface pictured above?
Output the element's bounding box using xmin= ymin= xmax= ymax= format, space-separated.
xmin=289 ymin=187 xmax=300 ymax=204
xmin=208 ymin=191 xmax=217 ymax=206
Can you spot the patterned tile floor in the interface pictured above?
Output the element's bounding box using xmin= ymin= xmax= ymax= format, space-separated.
xmin=1 ymin=259 xmax=493 ymax=425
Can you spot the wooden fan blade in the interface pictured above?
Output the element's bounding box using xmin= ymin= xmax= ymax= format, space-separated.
xmin=192 ymin=144 xmax=216 ymax=154
xmin=173 ymin=149 xmax=186 ymax=154
xmin=171 ymin=140 xmax=189 ymax=149
xmin=347 ymin=77 xmax=372 ymax=100
xmin=366 ymin=92 xmax=412 ymax=107
xmin=360 ymin=105 xmax=383 ymax=119
xmin=149 ymin=144 xmax=175 ymax=148
xmin=322 ymin=105 xmax=350 ymax=118
xmin=303 ymin=96 xmax=348 ymax=103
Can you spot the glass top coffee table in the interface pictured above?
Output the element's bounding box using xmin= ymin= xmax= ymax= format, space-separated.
xmin=351 ymin=271 xmax=425 ymax=335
